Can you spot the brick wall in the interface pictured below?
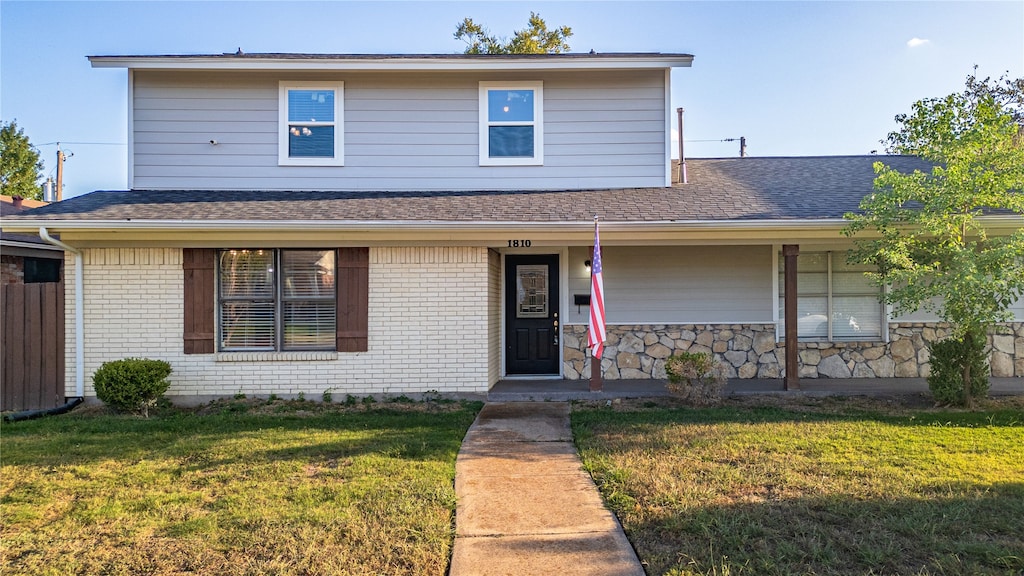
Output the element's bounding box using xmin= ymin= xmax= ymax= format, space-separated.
xmin=65 ymin=246 xmax=491 ymax=398
xmin=2 ymin=255 xmax=24 ymax=284
xmin=487 ymin=249 xmax=501 ymax=387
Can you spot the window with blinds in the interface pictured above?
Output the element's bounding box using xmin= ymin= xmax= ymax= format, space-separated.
xmin=218 ymin=249 xmax=336 ymax=351
xmin=278 ymin=82 xmax=344 ymax=166
xmin=779 ymin=251 xmax=883 ymax=341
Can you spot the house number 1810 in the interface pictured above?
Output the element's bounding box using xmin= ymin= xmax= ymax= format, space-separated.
xmin=507 ymin=240 xmax=532 ymax=248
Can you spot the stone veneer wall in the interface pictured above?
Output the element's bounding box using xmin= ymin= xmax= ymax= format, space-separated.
xmin=563 ymin=322 xmax=1024 ymax=379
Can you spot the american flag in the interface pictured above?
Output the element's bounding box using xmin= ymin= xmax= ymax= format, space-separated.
xmin=587 ymin=218 xmax=607 ymax=359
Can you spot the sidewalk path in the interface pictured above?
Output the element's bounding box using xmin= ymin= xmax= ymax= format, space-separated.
xmin=449 ymin=402 xmax=644 ymax=576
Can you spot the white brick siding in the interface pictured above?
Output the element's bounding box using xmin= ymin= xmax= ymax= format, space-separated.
xmin=487 ymin=249 xmax=501 ymax=387
xmin=65 ymin=246 xmax=491 ymax=398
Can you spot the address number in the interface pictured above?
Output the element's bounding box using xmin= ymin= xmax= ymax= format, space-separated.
xmin=507 ymin=240 xmax=532 ymax=248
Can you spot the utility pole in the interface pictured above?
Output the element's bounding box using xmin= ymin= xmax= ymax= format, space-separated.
xmin=723 ymin=137 xmax=749 ymax=158
xmin=56 ymin=145 xmax=67 ymax=201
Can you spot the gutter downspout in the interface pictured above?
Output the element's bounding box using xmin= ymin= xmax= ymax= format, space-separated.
xmin=39 ymin=228 xmax=84 ymax=398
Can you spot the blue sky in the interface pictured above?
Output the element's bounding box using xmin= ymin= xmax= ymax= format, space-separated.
xmin=1 ymin=0 xmax=1022 ymax=199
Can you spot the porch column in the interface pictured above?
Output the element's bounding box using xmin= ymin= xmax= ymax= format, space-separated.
xmin=590 ymin=353 xmax=602 ymax=392
xmin=783 ymin=244 xmax=800 ymax=390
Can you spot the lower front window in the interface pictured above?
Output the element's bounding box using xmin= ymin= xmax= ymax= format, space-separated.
xmin=218 ymin=249 xmax=336 ymax=351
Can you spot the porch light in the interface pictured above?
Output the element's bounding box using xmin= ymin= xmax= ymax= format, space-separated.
xmin=585 ymin=260 xmax=591 ymax=274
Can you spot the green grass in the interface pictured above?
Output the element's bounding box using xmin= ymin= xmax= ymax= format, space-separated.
xmin=1 ymin=398 xmax=482 ymax=576
xmin=572 ymin=397 xmax=1024 ymax=576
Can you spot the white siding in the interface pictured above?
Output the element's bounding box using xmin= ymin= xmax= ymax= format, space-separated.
xmin=868 ymin=294 xmax=1023 ymax=323
xmin=131 ymin=70 xmax=668 ymax=191
xmin=891 ymin=307 xmax=943 ymax=323
xmin=566 ymin=245 xmax=774 ymax=325
xmin=1011 ymin=298 xmax=1024 ymax=321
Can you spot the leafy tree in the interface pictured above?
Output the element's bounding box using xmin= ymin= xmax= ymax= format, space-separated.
xmin=455 ymin=12 xmax=572 ymax=55
xmin=0 ymin=120 xmax=44 ymax=201
xmin=843 ymin=72 xmax=1024 ymax=407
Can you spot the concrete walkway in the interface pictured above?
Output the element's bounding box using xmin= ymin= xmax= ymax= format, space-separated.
xmin=449 ymin=402 xmax=643 ymax=576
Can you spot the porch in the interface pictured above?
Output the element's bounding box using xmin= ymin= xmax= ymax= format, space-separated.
xmin=488 ymin=377 xmax=1024 ymax=402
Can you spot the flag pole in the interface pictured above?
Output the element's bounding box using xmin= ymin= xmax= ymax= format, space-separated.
xmin=588 ymin=215 xmax=605 ymax=392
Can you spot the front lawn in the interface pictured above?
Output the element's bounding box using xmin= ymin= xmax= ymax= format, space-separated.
xmin=572 ymin=396 xmax=1024 ymax=576
xmin=1 ymin=398 xmax=482 ymax=576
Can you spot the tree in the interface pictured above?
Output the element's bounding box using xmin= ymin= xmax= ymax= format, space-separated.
xmin=454 ymin=12 xmax=572 ymax=55
xmin=0 ymin=120 xmax=44 ymax=201
xmin=843 ymin=73 xmax=1024 ymax=407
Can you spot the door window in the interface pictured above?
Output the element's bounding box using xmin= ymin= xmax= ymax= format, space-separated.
xmin=516 ymin=264 xmax=549 ymax=318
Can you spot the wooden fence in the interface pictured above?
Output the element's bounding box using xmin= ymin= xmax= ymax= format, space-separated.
xmin=1 ymin=282 xmax=65 ymax=411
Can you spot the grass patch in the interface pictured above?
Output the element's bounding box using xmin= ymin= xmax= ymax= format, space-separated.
xmin=1 ymin=398 xmax=482 ymax=575
xmin=572 ymin=396 xmax=1024 ymax=576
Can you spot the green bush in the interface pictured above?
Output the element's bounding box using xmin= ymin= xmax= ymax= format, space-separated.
xmin=664 ymin=351 xmax=725 ymax=406
xmin=927 ymin=337 xmax=989 ymax=406
xmin=92 ymin=358 xmax=172 ymax=417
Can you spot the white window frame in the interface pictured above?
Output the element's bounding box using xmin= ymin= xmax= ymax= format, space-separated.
xmin=778 ymin=250 xmax=885 ymax=342
xmin=217 ymin=249 xmax=337 ymax=352
xmin=278 ymin=81 xmax=344 ymax=166
xmin=479 ymin=81 xmax=543 ymax=166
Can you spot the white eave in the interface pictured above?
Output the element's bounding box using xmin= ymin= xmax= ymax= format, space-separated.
xmin=0 ymin=218 xmax=843 ymax=246
xmin=5 ymin=214 xmax=1021 ymax=236
xmin=0 ymin=218 xmax=863 ymax=234
xmin=88 ymin=53 xmax=694 ymax=71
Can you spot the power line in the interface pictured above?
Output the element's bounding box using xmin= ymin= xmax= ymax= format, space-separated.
xmin=38 ymin=141 xmax=126 ymax=146
xmin=685 ymin=136 xmax=748 ymax=157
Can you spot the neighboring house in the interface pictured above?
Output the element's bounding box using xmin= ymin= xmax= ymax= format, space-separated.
xmin=1 ymin=195 xmax=63 ymax=284
xmin=3 ymin=52 xmax=1021 ymax=401
xmin=1 ymin=195 xmax=65 ymax=411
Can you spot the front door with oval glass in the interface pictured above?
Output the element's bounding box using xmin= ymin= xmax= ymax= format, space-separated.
xmin=505 ymin=254 xmax=560 ymax=375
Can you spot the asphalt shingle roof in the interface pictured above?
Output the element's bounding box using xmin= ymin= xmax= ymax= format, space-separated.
xmin=1 ymin=196 xmax=54 ymax=244
xmin=3 ymin=156 xmax=932 ymax=225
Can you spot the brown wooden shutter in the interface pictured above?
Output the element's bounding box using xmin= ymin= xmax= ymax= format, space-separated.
xmin=336 ymin=247 xmax=369 ymax=352
xmin=183 ymin=248 xmax=216 ymax=354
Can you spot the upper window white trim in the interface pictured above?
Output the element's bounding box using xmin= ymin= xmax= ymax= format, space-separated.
xmin=479 ymin=81 xmax=543 ymax=166
xmin=278 ymin=81 xmax=344 ymax=166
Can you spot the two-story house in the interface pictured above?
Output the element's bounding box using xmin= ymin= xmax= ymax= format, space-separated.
xmin=4 ymin=52 xmax=1022 ymax=401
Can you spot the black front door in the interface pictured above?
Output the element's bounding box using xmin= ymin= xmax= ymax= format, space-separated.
xmin=505 ymin=254 xmax=560 ymax=375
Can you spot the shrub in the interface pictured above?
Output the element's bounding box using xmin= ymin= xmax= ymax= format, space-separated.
xmin=927 ymin=336 xmax=989 ymax=406
xmin=664 ymin=351 xmax=726 ymax=406
xmin=92 ymin=358 xmax=172 ymax=417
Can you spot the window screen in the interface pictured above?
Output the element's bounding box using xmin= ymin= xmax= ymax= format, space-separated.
xmin=479 ymin=82 xmax=542 ymax=165
xmin=279 ymin=82 xmax=343 ymax=165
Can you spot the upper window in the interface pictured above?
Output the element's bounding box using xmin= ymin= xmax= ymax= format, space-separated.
xmin=218 ymin=249 xmax=336 ymax=351
xmin=779 ymin=251 xmax=883 ymax=341
xmin=479 ymin=81 xmax=543 ymax=166
xmin=278 ymin=82 xmax=344 ymax=166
